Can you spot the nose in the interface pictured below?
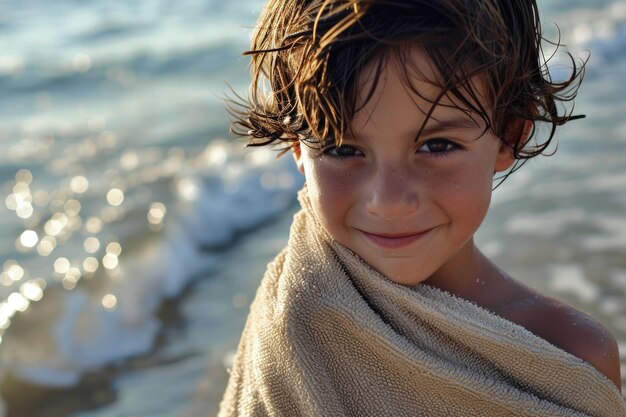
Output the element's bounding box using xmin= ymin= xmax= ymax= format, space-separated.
xmin=365 ymin=162 xmax=419 ymax=220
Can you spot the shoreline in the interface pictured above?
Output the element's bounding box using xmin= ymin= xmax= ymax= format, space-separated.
xmin=0 ymin=203 xmax=299 ymax=417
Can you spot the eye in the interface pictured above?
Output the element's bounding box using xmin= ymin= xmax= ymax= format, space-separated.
xmin=418 ymin=139 xmax=460 ymax=155
xmin=322 ymin=144 xmax=363 ymax=158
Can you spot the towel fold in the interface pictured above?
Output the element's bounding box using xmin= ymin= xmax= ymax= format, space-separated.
xmin=218 ymin=188 xmax=626 ymax=416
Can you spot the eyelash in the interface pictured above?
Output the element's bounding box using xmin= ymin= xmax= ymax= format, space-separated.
xmin=418 ymin=139 xmax=462 ymax=157
xmin=321 ymin=144 xmax=363 ymax=158
xmin=321 ymin=139 xmax=461 ymax=159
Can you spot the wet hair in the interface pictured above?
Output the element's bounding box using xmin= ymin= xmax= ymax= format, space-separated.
xmin=228 ymin=0 xmax=585 ymax=176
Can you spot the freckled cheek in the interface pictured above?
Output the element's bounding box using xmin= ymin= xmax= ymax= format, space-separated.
xmin=434 ymin=165 xmax=493 ymax=222
xmin=304 ymin=159 xmax=359 ymax=228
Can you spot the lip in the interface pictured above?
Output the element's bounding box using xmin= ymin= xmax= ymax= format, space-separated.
xmin=359 ymin=228 xmax=433 ymax=249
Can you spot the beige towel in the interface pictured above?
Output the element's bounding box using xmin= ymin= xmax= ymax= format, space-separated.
xmin=218 ymin=188 xmax=626 ymax=416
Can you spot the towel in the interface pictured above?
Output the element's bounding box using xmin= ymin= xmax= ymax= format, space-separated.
xmin=218 ymin=188 xmax=626 ymax=417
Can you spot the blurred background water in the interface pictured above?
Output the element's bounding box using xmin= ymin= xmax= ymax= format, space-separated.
xmin=0 ymin=0 xmax=624 ymax=415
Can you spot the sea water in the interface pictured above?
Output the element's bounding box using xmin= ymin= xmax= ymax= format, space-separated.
xmin=0 ymin=0 xmax=625 ymax=415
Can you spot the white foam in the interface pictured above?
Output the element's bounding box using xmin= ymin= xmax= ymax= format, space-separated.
xmin=611 ymin=270 xmax=626 ymax=291
xmin=505 ymin=209 xmax=585 ymax=237
xmin=2 ymin=141 xmax=303 ymax=389
xmin=582 ymin=214 xmax=626 ymax=251
xmin=556 ymin=1 xmax=626 ymax=65
xmin=549 ymin=264 xmax=600 ymax=303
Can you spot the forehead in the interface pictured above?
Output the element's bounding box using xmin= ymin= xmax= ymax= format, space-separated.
xmin=352 ymin=47 xmax=491 ymax=134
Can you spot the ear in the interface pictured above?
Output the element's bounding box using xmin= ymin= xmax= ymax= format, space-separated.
xmin=291 ymin=141 xmax=305 ymax=175
xmin=495 ymin=120 xmax=532 ymax=172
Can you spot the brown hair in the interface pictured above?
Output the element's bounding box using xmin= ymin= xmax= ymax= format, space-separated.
xmin=228 ymin=0 xmax=585 ymax=172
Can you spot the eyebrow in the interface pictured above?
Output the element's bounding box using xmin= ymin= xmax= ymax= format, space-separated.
xmin=416 ymin=116 xmax=485 ymax=139
xmin=329 ymin=115 xmax=486 ymax=145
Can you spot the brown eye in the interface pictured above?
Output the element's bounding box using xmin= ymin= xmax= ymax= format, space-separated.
xmin=323 ymin=144 xmax=363 ymax=158
xmin=418 ymin=139 xmax=459 ymax=155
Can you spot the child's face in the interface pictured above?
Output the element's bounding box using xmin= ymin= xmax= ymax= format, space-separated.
xmin=293 ymin=48 xmax=515 ymax=286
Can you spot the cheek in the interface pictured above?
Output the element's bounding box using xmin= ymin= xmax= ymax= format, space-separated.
xmin=437 ymin=161 xmax=494 ymax=224
xmin=304 ymin=157 xmax=358 ymax=229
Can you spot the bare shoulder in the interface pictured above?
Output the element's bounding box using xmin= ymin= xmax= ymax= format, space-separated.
xmin=503 ymin=289 xmax=622 ymax=391
xmin=544 ymin=298 xmax=621 ymax=389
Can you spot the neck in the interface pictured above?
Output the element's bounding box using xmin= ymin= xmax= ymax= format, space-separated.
xmin=424 ymin=240 xmax=496 ymax=304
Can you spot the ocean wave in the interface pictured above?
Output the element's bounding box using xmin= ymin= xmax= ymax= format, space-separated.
xmin=0 ymin=139 xmax=302 ymax=392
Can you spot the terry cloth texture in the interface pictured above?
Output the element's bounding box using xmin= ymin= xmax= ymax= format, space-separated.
xmin=218 ymin=188 xmax=626 ymax=417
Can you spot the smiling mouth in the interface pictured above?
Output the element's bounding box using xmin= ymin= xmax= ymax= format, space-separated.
xmin=359 ymin=229 xmax=433 ymax=249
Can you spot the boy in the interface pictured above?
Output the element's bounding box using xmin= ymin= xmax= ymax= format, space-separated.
xmin=220 ymin=0 xmax=626 ymax=415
